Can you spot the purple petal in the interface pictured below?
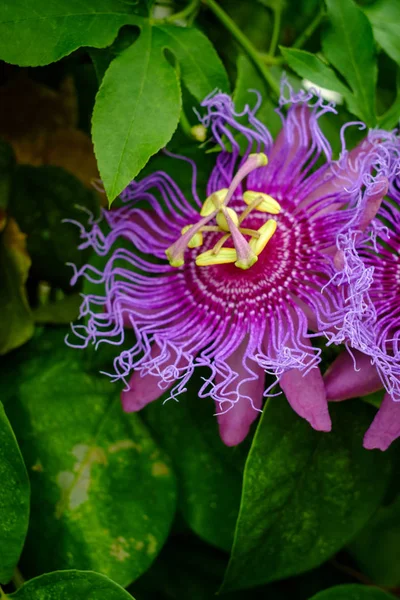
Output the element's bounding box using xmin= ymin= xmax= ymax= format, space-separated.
xmin=324 ymin=350 xmax=382 ymax=401
xmin=358 ymin=175 xmax=388 ymax=232
xmin=364 ymin=393 xmax=400 ymax=451
xmin=121 ymin=346 xmax=176 ymax=412
xmin=215 ymin=350 xmax=264 ymax=447
xmin=280 ymin=366 xmax=331 ymax=431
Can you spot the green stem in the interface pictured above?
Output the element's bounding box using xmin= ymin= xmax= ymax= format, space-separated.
xmin=0 ymin=587 xmax=8 ymax=599
xmin=292 ymin=6 xmax=325 ymax=49
xmin=203 ymin=0 xmax=280 ymax=97
xmin=259 ymin=53 xmax=284 ymax=66
xmin=179 ymin=107 xmax=195 ymax=139
xmin=12 ymin=567 xmax=25 ymax=590
xmin=164 ymin=0 xmax=200 ymax=23
xmin=268 ymin=7 xmax=282 ymax=56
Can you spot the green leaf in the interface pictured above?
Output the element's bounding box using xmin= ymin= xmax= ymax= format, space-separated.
xmin=89 ymin=26 xmax=141 ymax=84
xmin=348 ymin=492 xmax=400 ymax=587
xmin=222 ymin=400 xmax=392 ymax=591
xmin=155 ymin=25 xmax=229 ymax=100
xmin=279 ymin=47 xmax=365 ymax=123
xmin=92 ymin=19 xmax=181 ymax=203
xmin=2 ymin=328 xmax=177 ymax=587
xmin=322 ymin=0 xmax=377 ymax=125
xmin=308 ymin=584 xmax=396 ymax=600
xmin=0 ymin=0 xmax=143 ymax=67
xmin=0 ymin=141 xmax=33 ymax=355
xmin=280 ymin=47 xmax=351 ymax=97
xmin=363 ymin=0 xmax=400 ymax=67
xmin=9 ymin=165 xmax=99 ymax=290
xmin=8 ymin=570 xmax=134 ymax=599
xmin=144 ymin=378 xmax=247 ymax=552
xmin=0 ymin=219 xmax=34 ymax=355
xmin=378 ymin=69 xmax=400 ymax=130
xmin=0 ymin=401 xmax=30 ymax=583
xmin=32 ymin=294 xmax=81 ymax=325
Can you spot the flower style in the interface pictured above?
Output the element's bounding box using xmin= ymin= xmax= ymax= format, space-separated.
xmin=68 ymin=83 xmax=387 ymax=446
xmin=325 ymin=159 xmax=400 ymax=451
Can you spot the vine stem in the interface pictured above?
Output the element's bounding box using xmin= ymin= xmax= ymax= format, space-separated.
xmin=292 ymin=5 xmax=325 ymax=49
xmin=179 ymin=107 xmax=195 ymax=139
xmin=203 ymin=0 xmax=280 ymax=97
xmin=12 ymin=567 xmax=25 ymax=590
xmin=268 ymin=6 xmax=282 ymax=57
xmin=164 ymin=0 xmax=201 ymax=23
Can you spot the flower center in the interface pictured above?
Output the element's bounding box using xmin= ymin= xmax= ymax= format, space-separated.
xmin=165 ymin=153 xmax=281 ymax=271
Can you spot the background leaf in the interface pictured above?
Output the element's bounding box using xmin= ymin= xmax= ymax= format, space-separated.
xmin=222 ymin=400 xmax=392 ymax=591
xmin=0 ymin=218 xmax=34 ymax=355
xmin=9 ymin=165 xmax=99 ymax=291
xmin=0 ymin=401 xmax=30 ymax=583
xmin=0 ymin=0 xmax=142 ymax=66
xmin=2 ymin=328 xmax=177 ymax=588
xmin=144 ymin=378 xmax=247 ymax=553
xmin=348 ymin=489 xmax=400 ymax=587
xmin=279 ymin=47 xmax=351 ymax=98
xmin=92 ymin=20 xmax=181 ymax=203
xmin=8 ymin=570 xmax=134 ymax=599
xmin=308 ymin=584 xmax=397 ymax=599
xmin=363 ymin=0 xmax=400 ymax=67
xmin=322 ymin=0 xmax=377 ymax=125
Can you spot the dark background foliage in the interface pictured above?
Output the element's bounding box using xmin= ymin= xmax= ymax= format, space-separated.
xmin=0 ymin=0 xmax=400 ymax=598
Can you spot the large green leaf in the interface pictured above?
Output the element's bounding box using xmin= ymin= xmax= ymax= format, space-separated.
xmin=92 ymin=19 xmax=181 ymax=203
xmin=2 ymin=328 xmax=177 ymax=587
xmin=144 ymin=379 xmax=247 ymax=553
xmin=364 ymin=0 xmax=400 ymax=67
xmin=308 ymin=584 xmax=396 ymax=600
xmin=9 ymin=165 xmax=99 ymax=291
xmin=0 ymin=0 xmax=142 ymax=66
xmin=7 ymin=570 xmax=134 ymax=599
xmin=348 ymin=492 xmax=400 ymax=587
xmin=222 ymin=400 xmax=392 ymax=591
xmin=322 ymin=0 xmax=377 ymax=126
xmin=92 ymin=19 xmax=228 ymax=204
xmin=0 ymin=402 xmax=30 ymax=584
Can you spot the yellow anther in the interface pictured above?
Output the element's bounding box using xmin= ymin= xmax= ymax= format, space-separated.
xmin=181 ymin=225 xmax=203 ymax=248
xmin=165 ymin=248 xmax=184 ymax=268
xmin=216 ymin=207 xmax=239 ymax=232
xmin=196 ymin=247 xmax=237 ymax=266
xmin=249 ymin=219 xmax=277 ymax=256
xmin=249 ymin=152 xmax=268 ymax=167
xmin=200 ymin=188 xmax=229 ymax=216
xmin=243 ymin=191 xmax=281 ymax=214
xmin=191 ymin=125 xmax=207 ymax=142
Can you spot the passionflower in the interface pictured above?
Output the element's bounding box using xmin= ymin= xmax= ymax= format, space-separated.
xmin=325 ymin=158 xmax=400 ymax=451
xmin=67 ymin=83 xmax=386 ymax=446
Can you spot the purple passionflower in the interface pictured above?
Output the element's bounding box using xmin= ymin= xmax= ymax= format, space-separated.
xmin=325 ymin=155 xmax=400 ymax=451
xmin=67 ymin=83 xmax=388 ymax=446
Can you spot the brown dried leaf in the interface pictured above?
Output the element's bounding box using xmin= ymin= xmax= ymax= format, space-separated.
xmin=0 ymin=75 xmax=100 ymax=194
